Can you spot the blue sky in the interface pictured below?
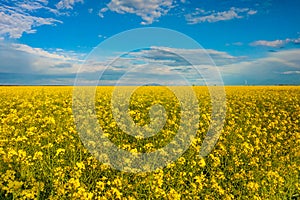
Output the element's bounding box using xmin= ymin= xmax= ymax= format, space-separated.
xmin=0 ymin=0 xmax=300 ymax=85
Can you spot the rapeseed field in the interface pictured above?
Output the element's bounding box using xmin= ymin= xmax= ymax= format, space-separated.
xmin=0 ymin=86 xmax=299 ymax=199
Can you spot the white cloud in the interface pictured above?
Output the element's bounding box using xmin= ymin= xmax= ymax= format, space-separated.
xmin=186 ymin=7 xmax=257 ymax=24
xmin=99 ymin=0 xmax=174 ymax=25
xmin=56 ymin=0 xmax=84 ymax=10
xmin=0 ymin=2 xmax=62 ymax=39
xmin=148 ymin=46 xmax=242 ymax=66
xmin=250 ymin=39 xmax=285 ymax=47
xmin=219 ymin=49 xmax=300 ymax=84
xmin=70 ymin=46 xmax=235 ymax=85
xmin=10 ymin=0 xmax=60 ymax=14
xmin=0 ymin=0 xmax=88 ymax=39
xmin=10 ymin=43 xmax=76 ymax=61
xmin=280 ymin=71 xmax=300 ymax=75
xmin=294 ymin=39 xmax=300 ymax=44
xmin=250 ymin=37 xmax=300 ymax=47
xmin=84 ymin=47 xmax=240 ymax=85
xmin=17 ymin=2 xmax=45 ymax=11
xmin=0 ymin=42 xmax=84 ymax=74
xmin=247 ymin=10 xmax=257 ymax=15
xmin=114 ymin=47 xmax=299 ymax=85
xmin=98 ymin=8 xmax=108 ymax=18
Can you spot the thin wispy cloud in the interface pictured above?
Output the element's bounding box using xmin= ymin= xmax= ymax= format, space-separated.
xmin=0 ymin=0 xmax=88 ymax=39
xmin=280 ymin=71 xmax=300 ymax=74
xmin=0 ymin=1 xmax=62 ymax=39
xmin=226 ymin=42 xmax=244 ymax=46
xmin=250 ymin=37 xmax=300 ymax=47
xmin=185 ymin=7 xmax=257 ymax=24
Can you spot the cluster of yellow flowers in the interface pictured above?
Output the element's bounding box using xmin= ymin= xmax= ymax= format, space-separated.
xmin=0 ymin=86 xmax=299 ymax=199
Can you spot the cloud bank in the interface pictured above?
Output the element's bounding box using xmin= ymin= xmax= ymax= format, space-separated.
xmin=1 ymin=42 xmax=299 ymax=85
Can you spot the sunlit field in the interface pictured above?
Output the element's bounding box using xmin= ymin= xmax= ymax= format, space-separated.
xmin=0 ymin=86 xmax=299 ymax=199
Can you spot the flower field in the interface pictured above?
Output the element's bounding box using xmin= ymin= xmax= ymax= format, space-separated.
xmin=0 ymin=86 xmax=299 ymax=199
